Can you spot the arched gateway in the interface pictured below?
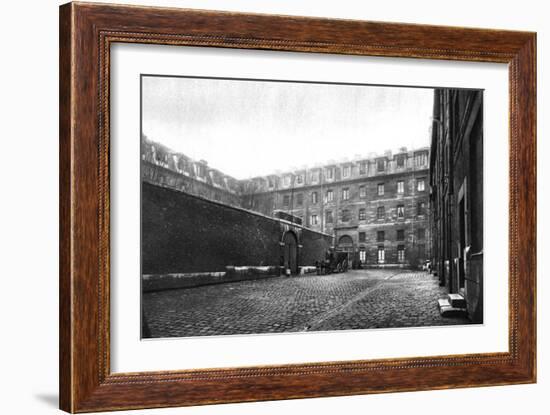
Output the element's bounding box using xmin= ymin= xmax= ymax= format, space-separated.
xmin=283 ymin=231 xmax=298 ymax=275
xmin=337 ymin=235 xmax=355 ymax=261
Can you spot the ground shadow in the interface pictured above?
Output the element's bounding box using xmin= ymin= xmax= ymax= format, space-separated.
xmin=35 ymin=393 xmax=58 ymax=408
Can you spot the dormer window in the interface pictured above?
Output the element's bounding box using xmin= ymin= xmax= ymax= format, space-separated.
xmin=342 ymin=165 xmax=351 ymax=178
xmin=177 ymin=157 xmax=187 ymax=172
xmin=415 ymin=152 xmax=428 ymax=167
xmin=377 ymin=159 xmax=385 ymax=172
xmin=397 ymin=155 xmax=406 ymax=168
xmin=311 ymin=170 xmax=320 ymax=184
xmin=197 ymin=164 xmax=206 ymax=178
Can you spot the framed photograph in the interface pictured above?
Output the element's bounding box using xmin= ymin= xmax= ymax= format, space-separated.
xmin=59 ymin=2 xmax=536 ymax=412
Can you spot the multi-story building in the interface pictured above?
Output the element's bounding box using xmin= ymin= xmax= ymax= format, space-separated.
xmin=241 ymin=148 xmax=431 ymax=268
xmin=141 ymin=134 xmax=431 ymax=269
xmin=141 ymin=135 xmax=333 ymax=277
xmin=429 ymin=88 xmax=483 ymax=322
xmin=141 ymin=135 xmax=242 ymax=207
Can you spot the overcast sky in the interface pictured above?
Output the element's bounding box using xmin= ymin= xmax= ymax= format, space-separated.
xmin=142 ymin=76 xmax=434 ymax=179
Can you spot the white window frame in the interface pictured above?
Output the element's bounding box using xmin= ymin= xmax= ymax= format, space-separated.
xmin=311 ymin=192 xmax=318 ymax=204
xmin=415 ymin=153 xmax=428 ymax=167
xmin=342 ymin=165 xmax=351 ymax=178
xmin=283 ymin=175 xmax=291 ymax=187
xmin=397 ymin=180 xmax=404 ymax=194
xmin=342 ymin=188 xmax=349 ymax=200
xmin=311 ymin=170 xmax=319 ymax=184
xmin=377 ymin=247 xmax=385 ymax=263
xmin=397 ymin=246 xmax=405 ymax=262
xmin=397 ymin=205 xmax=405 ymax=218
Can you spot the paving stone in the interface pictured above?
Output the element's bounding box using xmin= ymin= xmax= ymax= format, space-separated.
xmin=142 ymin=269 xmax=472 ymax=338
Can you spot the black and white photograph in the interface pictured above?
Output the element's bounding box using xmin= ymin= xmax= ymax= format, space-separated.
xmin=140 ymin=75 xmax=484 ymax=339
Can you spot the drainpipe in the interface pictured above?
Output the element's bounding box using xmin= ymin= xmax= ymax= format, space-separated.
xmin=320 ymin=169 xmax=325 ymax=234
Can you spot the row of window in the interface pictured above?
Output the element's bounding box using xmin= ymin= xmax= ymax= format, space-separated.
xmin=308 ymin=205 xmax=428 ymax=227
xmin=357 ymin=244 xmax=426 ymax=263
xmin=375 ymin=202 xmax=427 ymax=219
xmin=349 ymin=229 xmax=426 ymax=244
xmin=277 ymin=153 xmax=429 ymax=188
xmin=306 ymin=203 xmax=427 ymax=225
xmin=372 ymin=228 xmax=426 ymax=242
xmin=281 ymin=179 xmax=426 ymax=207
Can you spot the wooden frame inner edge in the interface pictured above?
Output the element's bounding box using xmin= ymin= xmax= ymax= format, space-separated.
xmin=98 ymin=30 xmax=521 ymax=380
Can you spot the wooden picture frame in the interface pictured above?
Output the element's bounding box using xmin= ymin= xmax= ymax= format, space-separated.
xmin=59 ymin=2 xmax=536 ymax=412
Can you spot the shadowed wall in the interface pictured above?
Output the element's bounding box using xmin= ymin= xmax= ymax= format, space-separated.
xmin=142 ymin=182 xmax=332 ymax=275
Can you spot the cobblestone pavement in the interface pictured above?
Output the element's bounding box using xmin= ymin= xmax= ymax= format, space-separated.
xmin=143 ymin=269 xmax=472 ymax=338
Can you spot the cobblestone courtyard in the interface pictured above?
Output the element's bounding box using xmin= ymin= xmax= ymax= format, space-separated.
xmin=142 ymin=269 xmax=472 ymax=338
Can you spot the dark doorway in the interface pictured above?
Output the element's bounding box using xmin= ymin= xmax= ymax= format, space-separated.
xmin=283 ymin=231 xmax=298 ymax=275
xmin=338 ymin=235 xmax=355 ymax=262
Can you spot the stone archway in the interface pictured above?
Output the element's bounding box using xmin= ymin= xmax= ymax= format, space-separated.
xmin=337 ymin=235 xmax=355 ymax=262
xmin=283 ymin=231 xmax=298 ymax=275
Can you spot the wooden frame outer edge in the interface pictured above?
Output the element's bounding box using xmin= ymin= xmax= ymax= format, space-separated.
xmin=59 ymin=2 xmax=537 ymax=413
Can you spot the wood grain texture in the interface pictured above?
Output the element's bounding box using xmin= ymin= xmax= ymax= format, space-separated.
xmin=59 ymin=2 xmax=537 ymax=412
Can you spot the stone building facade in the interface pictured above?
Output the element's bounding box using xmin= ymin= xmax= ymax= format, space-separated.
xmin=241 ymin=148 xmax=431 ymax=268
xmin=141 ymin=135 xmax=431 ymax=269
xmin=429 ymin=88 xmax=483 ymax=323
xmin=141 ymin=136 xmax=242 ymax=207
xmin=141 ymin=135 xmax=333 ymax=278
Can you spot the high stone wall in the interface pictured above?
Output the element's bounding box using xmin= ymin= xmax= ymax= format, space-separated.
xmin=142 ymin=182 xmax=333 ymax=277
